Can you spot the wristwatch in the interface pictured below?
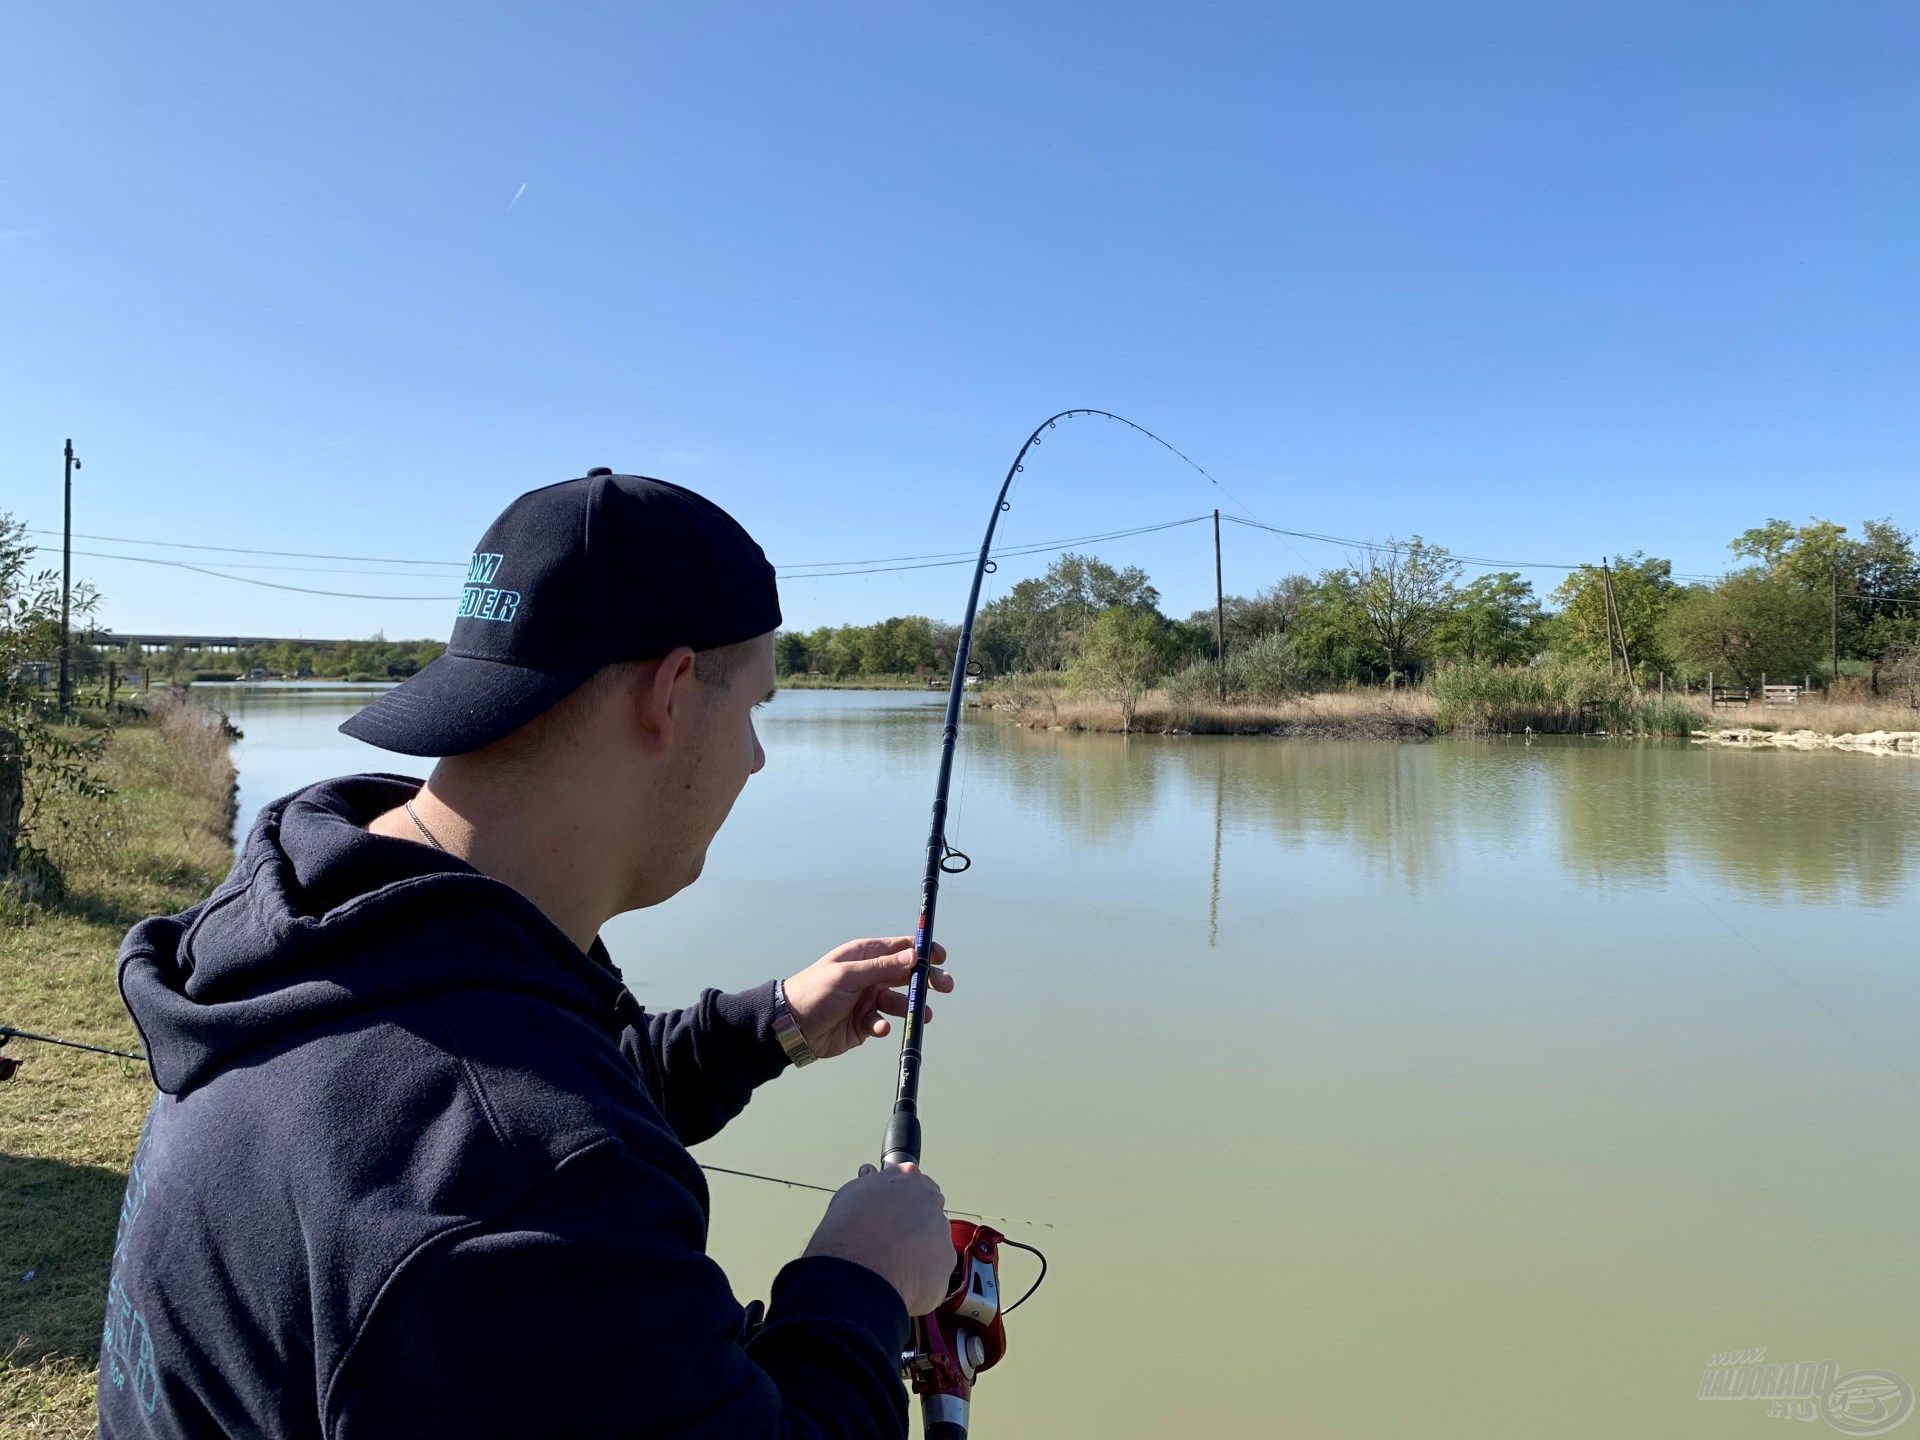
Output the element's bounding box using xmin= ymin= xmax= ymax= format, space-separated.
xmin=771 ymin=979 xmax=817 ymax=1068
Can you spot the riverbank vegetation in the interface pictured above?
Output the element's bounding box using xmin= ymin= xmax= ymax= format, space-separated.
xmin=3 ymin=512 xmax=239 ymax=1433
xmin=70 ymin=634 xmax=448 ymax=686
xmin=831 ymin=512 xmax=1919 ymax=738
xmin=1 ymin=695 xmax=237 ymax=1437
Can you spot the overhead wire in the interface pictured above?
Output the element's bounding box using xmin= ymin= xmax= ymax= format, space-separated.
xmin=32 ymin=547 xmax=460 ymax=602
xmin=32 ymin=517 xmax=1920 ymax=602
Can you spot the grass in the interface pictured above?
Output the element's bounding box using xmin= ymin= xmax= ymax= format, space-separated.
xmin=777 ymin=673 xmax=942 ymax=691
xmin=1 ymin=694 xmax=236 ymax=1438
xmin=985 ymin=662 xmax=1920 ymax=743
xmin=984 ymin=679 xmax=1439 ymax=737
xmin=1707 ymin=697 xmax=1920 ymax=735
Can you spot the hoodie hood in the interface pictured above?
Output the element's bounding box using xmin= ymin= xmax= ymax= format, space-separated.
xmin=119 ymin=773 xmax=627 ymax=1095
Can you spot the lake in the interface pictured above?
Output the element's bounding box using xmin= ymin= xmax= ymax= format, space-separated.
xmin=199 ymin=682 xmax=1920 ymax=1438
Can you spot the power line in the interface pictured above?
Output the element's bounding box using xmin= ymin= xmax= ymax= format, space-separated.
xmin=1222 ymin=515 xmax=1586 ymax=572
xmin=779 ymin=516 xmax=1212 ymax=578
xmin=34 ymin=518 xmax=1215 ymax=579
xmin=36 ymin=520 xmax=1920 ymax=603
xmin=27 ymin=528 xmax=465 ymax=568
xmin=33 ymin=547 xmax=458 ymax=601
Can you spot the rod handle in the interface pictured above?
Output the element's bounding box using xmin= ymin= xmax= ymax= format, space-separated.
xmin=882 ymin=1111 xmax=921 ymax=1168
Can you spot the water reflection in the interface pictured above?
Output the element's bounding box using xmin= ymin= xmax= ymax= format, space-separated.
xmin=994 ymin=725 xmax=1920 ymax=909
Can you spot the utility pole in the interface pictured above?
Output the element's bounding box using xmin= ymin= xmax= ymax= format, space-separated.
xmin=1599 ymin=561 xmax=1621 ymax=678
xmin=58 ymin=439 xmax=81 ymax=712
xmin=1212 ymin=509 xmax=1226 ymax=700
xmin=1830 ymin=566 xmax=1840 ymax=694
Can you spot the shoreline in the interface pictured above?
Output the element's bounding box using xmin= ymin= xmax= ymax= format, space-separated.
xmin=1697 ymin=726 xmax=1920 ymax=754
xmin=981 ymin=684 xmax=1920 ymax=746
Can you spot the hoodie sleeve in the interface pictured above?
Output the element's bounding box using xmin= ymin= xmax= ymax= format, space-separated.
xmin=327 ymin=1139 xmax=908 ymax=1440
xmin=622 ymin=982 xmax=790 ymax=1146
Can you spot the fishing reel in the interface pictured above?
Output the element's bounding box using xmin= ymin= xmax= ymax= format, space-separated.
xmin=908 ymin=1220 xmax=1009 ymax=1440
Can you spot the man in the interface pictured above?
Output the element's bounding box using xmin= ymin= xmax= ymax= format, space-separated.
xmin=102 ymin=470 xmax=958 ymax=1438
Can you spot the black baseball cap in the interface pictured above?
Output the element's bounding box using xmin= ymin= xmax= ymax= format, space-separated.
xmin=340 ymin=469 xmax=781 ymax=757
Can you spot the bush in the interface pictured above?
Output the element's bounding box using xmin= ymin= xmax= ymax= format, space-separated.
xmin=1162 ymin=632 xmax=1307 ymax=706
xmin=1431 ymin=659 xmax=1633 ymax=735
xmin=1225 ymin=631 xmax=1307 ymax=703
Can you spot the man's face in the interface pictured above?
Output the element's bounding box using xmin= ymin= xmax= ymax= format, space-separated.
xmin=663 ymin=632 xmax=776 ymax=895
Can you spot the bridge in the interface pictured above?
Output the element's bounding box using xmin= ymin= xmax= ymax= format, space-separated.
xmin=97 ymin=634 xmax=364 ymax=655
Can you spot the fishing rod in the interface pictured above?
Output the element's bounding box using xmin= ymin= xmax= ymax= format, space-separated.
xmin=881 ymin=409 xmax=1234 ymax=1439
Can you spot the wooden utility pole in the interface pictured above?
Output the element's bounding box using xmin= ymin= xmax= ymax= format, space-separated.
xmin=58 ymin=438 xmax=80 ymax=712
xmin=1597 ymin=562 xmax=1619 ymax=675
xmin=1830 ymin=566 xmax=1840 ymax=694
xmin=1600 ymin=560 xmax=1633 ymax=684
xmin=1212 ymin=509 xmax=1226 ymax=702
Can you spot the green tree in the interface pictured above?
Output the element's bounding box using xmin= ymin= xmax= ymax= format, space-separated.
xmin=773 ymin=632 xmax=810 ymax=676
xmin=1432 ymin=572 xmax=1542 ymax=664
xmin=1660 ymin=572 xmax=1827 ymax=687
xmin=1 ymin=513 xmax=108 ymax=878
xmin=1548 ymin=555 xmax=1674 ymax=674
xmin=1189 ymin=575 xmax=1319 ymax=652
xmin=1066 ymin=606 xmax=1175 ymax=732
xmin=1734 ymin=516 xmax=1920 ymax=665
xmin=1285 ymin=570 xmax=1372 ymax=685
xmin=1350 ymin=537 xmax=1462 ymax=679
xmin=977 ymin=553 xmax=1161 ymax=673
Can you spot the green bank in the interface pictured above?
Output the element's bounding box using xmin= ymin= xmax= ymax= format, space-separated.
xmin=1 ymin=700 xmax=236 ymax=1440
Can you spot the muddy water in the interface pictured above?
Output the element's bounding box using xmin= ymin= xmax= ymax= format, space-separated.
xmin=202 ymin=684 xmax=1920 ymax=1437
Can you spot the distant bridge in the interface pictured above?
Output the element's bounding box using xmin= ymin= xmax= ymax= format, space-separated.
xmin=96 ymin=633 xmax=361 ymax=655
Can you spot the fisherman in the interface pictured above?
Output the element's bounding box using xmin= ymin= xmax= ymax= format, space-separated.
xmin=100 ymin=470 xmax=959 ymax=1438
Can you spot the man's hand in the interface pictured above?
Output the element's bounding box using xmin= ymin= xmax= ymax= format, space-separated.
xmin=805 ymin=1162 xmax=956 ymax=1316
xmin=781 ymin=937 xmax=953 ymax=1061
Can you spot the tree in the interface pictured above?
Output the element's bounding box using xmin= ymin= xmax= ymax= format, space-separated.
xmin=773 ymin=632 xmax=810 ymax=676
xmin=1285 ymin=570 xmax=1373 ymax=686
xmin=1730 ymin=516 xmax=1920 ymax=665
xmin=1189 ymin=575 xmax=1319 ymax=652
xmin=1 ymin=513 xmax=108 ymax=879
xmin=1854 ymin=519 xmax=1920 ymax=661
xmin=1660 ymin=572 xmax=1827 ymax=686
xmin=1349 ymin=537 xmax=1462 ymax=679
xmin=977 ymin=553 xmax=1163 ymax=673
xmin=1066 ymin=606 xmax=1175 ymax=732
xmin=1886 ymin=638 xmax=1920 ymax=709
xmin=1548 ymin=555 xmax=1675 ymax=674
xmin=1432 ymin=572 xmax=1542 ymax=664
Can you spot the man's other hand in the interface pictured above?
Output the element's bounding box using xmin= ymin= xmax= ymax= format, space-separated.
xmin=781 ymin=937 xmax=953 ymax=1061
xmin=804 ymin=1162 xmax=956 ymax=1316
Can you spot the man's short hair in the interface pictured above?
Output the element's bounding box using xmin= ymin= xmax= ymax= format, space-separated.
xmin=483 ymin=638 xmax=760 ymax=762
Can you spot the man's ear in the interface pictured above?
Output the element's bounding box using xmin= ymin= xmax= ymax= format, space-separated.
xmin=632 ymin=647 xmax=698 ymax=753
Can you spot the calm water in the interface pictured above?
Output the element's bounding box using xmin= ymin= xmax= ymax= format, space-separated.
xmin=201 ymin=683 xmax=1920 ymax=1438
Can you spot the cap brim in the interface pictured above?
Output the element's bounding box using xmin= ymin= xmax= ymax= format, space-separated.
xmin=338 ymin=653 xmax=600 ymax=757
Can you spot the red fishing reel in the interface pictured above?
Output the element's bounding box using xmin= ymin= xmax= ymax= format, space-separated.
xmin=908 ymin=1220 xmax=1009 ymax=1439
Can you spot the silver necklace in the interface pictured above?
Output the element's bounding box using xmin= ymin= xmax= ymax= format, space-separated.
xmin=404 ymin=798 xmax=447 ymax=852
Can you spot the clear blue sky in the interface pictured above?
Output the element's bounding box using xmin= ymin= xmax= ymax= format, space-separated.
xmin=3 ymin=1 xmax=1915 ymax=639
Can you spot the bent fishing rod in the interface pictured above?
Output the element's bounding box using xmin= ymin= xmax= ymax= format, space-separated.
xmin=880 ymin=409 xmax=1232 ymax=1439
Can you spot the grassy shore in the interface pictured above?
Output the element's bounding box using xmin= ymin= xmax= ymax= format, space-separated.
xmin=984 ymin=683 xmax=1440 ymax=738
xmin=1 ymin=697 xmax=236 ymax=1438
xmin=778 ymin=673 xmax=941 ymax=691
xmin=983 ymin=679 xmax=1920 ymax=741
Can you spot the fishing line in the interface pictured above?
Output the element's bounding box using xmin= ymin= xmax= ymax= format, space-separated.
xmin=0 ymin=1026 xmax=1056 ymax=1229
xmin=700 ymin=1164 xmax=1053 ymax=1231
